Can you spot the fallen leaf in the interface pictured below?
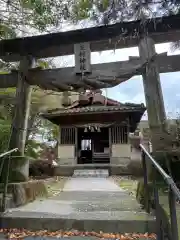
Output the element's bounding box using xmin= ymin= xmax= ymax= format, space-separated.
xmin=0 ymin=228 xmax=156 ymax=239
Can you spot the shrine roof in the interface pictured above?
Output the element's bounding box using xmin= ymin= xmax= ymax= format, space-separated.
xmin=40 ymin=91 xmax=146 ymax=129
xmin=41 ymin=90 xmax=145 ymax=117
xmin=65 ymin=90 xmax=121 ymax=109
xmin=42 ymin=104 xmax=145 ymax=117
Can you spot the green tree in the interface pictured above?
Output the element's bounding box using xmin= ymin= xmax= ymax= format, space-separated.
xmin=0 ymin=119 xmax=11 ymax=154
xmin=0 ymin=0 xmax=179 ymax=42
xmin=0 ymin=0 xmax=179 ymax=53
xmin=69 ymin=0 xmax=180 ymax=25
xmin=0 ymin=0 xmax=68 ymax=38
xmin=0 ymin=85 xmax=59 ymax=158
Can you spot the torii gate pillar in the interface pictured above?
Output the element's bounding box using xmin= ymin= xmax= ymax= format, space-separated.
xmin=138 ymin=37 xmax=167 ymax=151
xmin=7 ymin=56 xmax=35 ymax=181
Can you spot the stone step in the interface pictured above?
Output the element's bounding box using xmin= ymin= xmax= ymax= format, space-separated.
xmin=1 ymin=177 xmax=155 ymax=235
xmin=54 ymin=164 xmax=136 ymax=176
xmin=1 ymin=190 xmax=156 ymax=233
xmin=1 ymin=210 xmax=156 ymax=233
xmin=73 ymin=169 xmax=109 ymax=178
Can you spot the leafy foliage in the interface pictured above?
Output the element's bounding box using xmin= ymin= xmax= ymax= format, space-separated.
xmin=0 ymin=119 xmax=11 ymax=153
xmin=0 ymin=0 xmax=180 ymax=40
xmin=25 ymin=139 xmax=41 ymax=159
xmin=69 ymin=0 xmax=180 ymax=25
xmin=0 ymin=0 xmax=180 ymax=51
xmin=0 ymin=0 xmax=69 ymax=38
xmin=0 ymin=86 xmax=59 ymax=160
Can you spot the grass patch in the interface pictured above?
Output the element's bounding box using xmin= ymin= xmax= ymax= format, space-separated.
xmin=111 ymin=176 xmax=140 ymax=197
xmin=158 ymin=192 xmax=180 ymax=239
xmin=119 ymin=179 xmax=138 ymax=196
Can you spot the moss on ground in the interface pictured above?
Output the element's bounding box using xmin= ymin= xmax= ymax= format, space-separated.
xmin=111 ymin=176 xmax=140 ymax=197
xmin=46 ymin=177 xmax=68 ymax=197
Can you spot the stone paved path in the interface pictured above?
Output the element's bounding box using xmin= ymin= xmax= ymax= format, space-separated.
xmin=2 ymin=176 xmax=155 ymax=233
xmin=63 ymin=177 xmax=121 ymax=191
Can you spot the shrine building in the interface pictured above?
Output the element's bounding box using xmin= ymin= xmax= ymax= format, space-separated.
xmin=41 ymin=90 xmax=146 ymax=166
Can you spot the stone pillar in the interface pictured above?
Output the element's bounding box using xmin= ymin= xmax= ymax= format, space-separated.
xmin=8 ymin=56 xmax=36 ymax=181
xmin=138 ymin=37 xmax=167 ymax=151
xmin=9 ymin=56 xmax=35 ymax=153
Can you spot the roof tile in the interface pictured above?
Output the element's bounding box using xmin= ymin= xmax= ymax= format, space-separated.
xmin=43 ymin=104 xmax=145 ymax=116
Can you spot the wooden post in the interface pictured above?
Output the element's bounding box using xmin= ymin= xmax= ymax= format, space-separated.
xmin=75 ymin=127 xmax=78 ymax=164
xmin=138 ymin=37 xmax=167 ymax=151
xmin=7 ymin=56 xmax=36 ymax=181
xmin=108 ymin=127 xmax=112 ymax=157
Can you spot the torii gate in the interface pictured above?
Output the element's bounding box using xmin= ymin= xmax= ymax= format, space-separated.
xmin=0 ymin=14 xmax=180 ymax=161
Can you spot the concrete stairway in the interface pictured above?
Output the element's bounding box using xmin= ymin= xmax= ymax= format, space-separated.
xmin=1 ymin=177 xmax=156 ymax=235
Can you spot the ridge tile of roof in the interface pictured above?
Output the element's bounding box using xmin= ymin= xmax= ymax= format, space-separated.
xmin=66 ymin=91 xmax=121 ymax=109
xmin=42 ymin=103 xmax=145 ymax=116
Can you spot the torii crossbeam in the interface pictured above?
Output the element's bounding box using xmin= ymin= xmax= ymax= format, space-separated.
xmin=0 ymin=54 xmax=179 ymax=91
xmin=0 ymin=14 xmax=180 ymax=61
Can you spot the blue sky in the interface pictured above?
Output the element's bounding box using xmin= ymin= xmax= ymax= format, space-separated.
xmin=54 ymin=42 xmax=180 ymax=119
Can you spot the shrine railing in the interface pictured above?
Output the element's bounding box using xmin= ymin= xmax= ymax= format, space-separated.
xmin=0 ymin=148 xmax=18 ymax=212
xmin=140 ymin=143 xmax=180 ymax=240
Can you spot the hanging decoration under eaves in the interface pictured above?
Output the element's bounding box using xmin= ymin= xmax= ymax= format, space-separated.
xmin=84 ymin=125 xmax=101 ymax=133
xmin=73 ymin=120 xmax=130 ymax=129
xmin=73 ymin=122 xmax=116 ymax=128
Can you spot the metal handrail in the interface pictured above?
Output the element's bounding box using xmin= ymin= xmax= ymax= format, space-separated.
xmin=0 ymin=148 xmax=18 ymax=178
xmin=0 ymin=148 xmax=18 ymax=213
xmin=0 ymin=148 xmax=18 ymax=159
xmin=140 ymin=144 xmax=180 ymax=201
xmin=140 ymin=143 xmax=179 ymax=240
